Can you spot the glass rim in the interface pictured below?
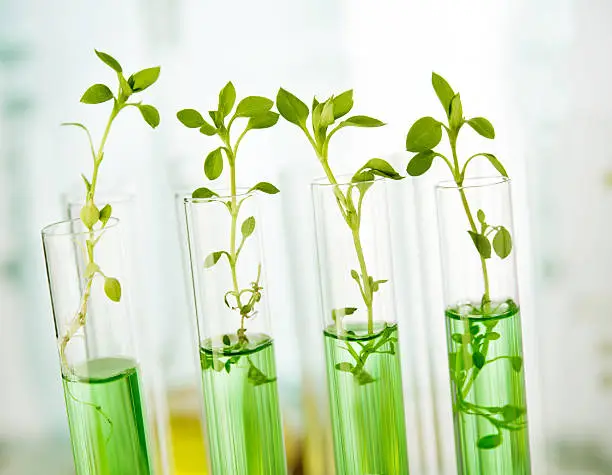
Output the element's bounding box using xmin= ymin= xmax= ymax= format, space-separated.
xmin=182 ymin=186 xmax=254 ymax=204
xmin=436 ymin=175 xmax=510 ymax=191
xmin=311 ymin=173 xmax=387 ymax=188
xmin=41 ymin=217 xmax=120 ymax=238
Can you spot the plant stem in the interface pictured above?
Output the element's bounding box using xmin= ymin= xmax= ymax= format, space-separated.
xmin=317 ymin=150 xmax=375 ymax=334
xmin=450 ymin=134 xmax=491 ymax=304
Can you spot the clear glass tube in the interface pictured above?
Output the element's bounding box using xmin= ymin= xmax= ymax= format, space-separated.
xmin=183 ymin=190 xmax=287 ymax=475
xmin=311 ymin=176 xmax=410 ymax=475
xmin=41 ymin=218 xmax=152 ymax=475
xmin=65 ymin=194 xmax=172 ymax=475
xmin=436 ymin=176 xmax=531 ymax=474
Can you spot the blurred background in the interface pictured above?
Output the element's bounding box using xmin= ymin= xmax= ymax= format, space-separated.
xmin=0 ymin=0 xmax=610 ymax=474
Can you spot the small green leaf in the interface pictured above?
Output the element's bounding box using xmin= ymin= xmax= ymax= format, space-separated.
xmin=199 ymin=121 xmax=217 ymax=136
xmin=331 ymin=307 xmax=357 ymax=322
xmin=355 ymin=369 xmax=375 ymax=385
xmin=351 ymin=170 xmax=375 ymax=184
xmin=192 ymin=187 xmax=219 ymax=199
xmin=247 ymin=365 xmax=276 ymax=386
xmin=104 ymin=277 xmax=122 ymax=302
xmin=81 ymin=174 xmax=91 ymax=193
xmin=85 ymin=262 xmax=99 ymax=279
xmin=208 ymin=110 xmax=223 ymax=128
xmin=333 ymin=90 xmax=353 ymax=119
xmin=406 ymin=117 xmax=442 ymax=152
xmin=350 ymin=269 xmax=359 ymax=281
xmin=406 ymin=150 xmax=436 ymax=176
xmin=247 ymin=111 xmax=279 ymax=130
xmin=467 ymin=117 xmax=495 ymax=139
xmin=320 ymin=100 xmax=335 ymax=128
xmin=204 ymin=148 xmax=224 ymax=180
xmin=486 ymin=332 xmax=501 ymax=341
xmin=138 ymin=104 xmax=160 ymax=128
xmin=511 ymin=356 xmax=523 ymax=372
xmin=482 ymin=153 xmax=508 ymax=178
xmin=477 ymin=434 xmax=502 ymax=450
xmin=80 ymin=204 xmax=99 ymax=228
xmin=248 ymin=182 xmax=280 ymax=194
xmin=80 ymin=84 xmax=113 ymax=104
xmin=204 ymin=251 xmax=226 ymax=268
xmin=335 ymin=362 xmax=354 ymax=372
xmin=449 ymin=94 xmax=463 ymax=129
xmin=235 ymin=96 xmax=273 ymax=117
xmin=128 ymin=66 xmax=160 ymax=93
xmin=340 ymin=115 xmax=385 ymax=128
xmin=99 ymin=204 xmax=112 ymax=226
xmin=276 ymin=88 xmax=309 ymax=127
xmin=312 ymin=96 xmax=320 ymax=111
xmin=177 ymin=109 xmax=205 ymax=128
xmin=360 ymin=158 xmax=402 ymax=180
xmin=118 ymin=74 xmax=132 ymax=99
xmin=218 ymin=81 xmax=236 ymax=118
xmin=225 ymin=360 xmax=232 ymax=373
xmin=468 ymin=231 xmax=492 ymax=259
xmin=451 ymin=333 xmax=464 ymax=344
xmin=241 ymin=216 xmax=256 ymax=238
xmin=94 ymin=50 xmax=122 ymax=73
xmin=502 ymin=404 xmax=525 ymax=422
xmin=493 ymin=226 xmax=512 ymax=259
xmin=222 ymin=334 xmax=231 ymax=346
xmin=477 ymin=209 xmax=486 ymax=224
xmin=473 ymin=352 xmax=485 ymax=369
xmin=432 ymin=72 xmax=454 ymax=117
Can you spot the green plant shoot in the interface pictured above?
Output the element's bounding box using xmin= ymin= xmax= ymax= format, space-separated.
xmin=60 ymin=50 xmax=160 ymax=372
xmin=276 ymin=88 xmax=402 ymax=383
xmin=177 ymin=82 xmax=280 ymax=383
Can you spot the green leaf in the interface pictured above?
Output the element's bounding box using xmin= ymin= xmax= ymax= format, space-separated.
xmin=85 ymin=262 xmax=99 ymax=279
xmin=235 ymin=96 xmax=273 ymax=117
xmin=486 ymin=332 xmax=501 ymax=341
xmin=493 ymin=226 xmax=512 ymax=259
xmin=104 ymin=277 xmax=122 ymax=302
xmin=340 ymin=115 xmax=385 ymax=128
xmin=333 ymin=90 xmax=354 ymax=119
xmin=472 ymin=352 xmax=485 ymax=369
xmin=119 ymin=74 xmax=132 ymax=99
xmin=94 ymin=50 xmax=122 ymax=73
xmin=511 ymin=356 xmax=523 ymax=372
xmin=350 ymin=269 xmax=359 ymax=281
xmin=249 ymin=182 xmax=280 ymax=194
xmin=468 ymin=231 xmax=492 ymax=259
xmin=432 ymin=72 xmax=454 ymax=117
xmin=222 ymin=334 xmax=231 ymax=346
xmin=177 ymin=109 xmax=205 ymax=128
xmin=204 ymin=148 xmax=224 ymax=180
xmin=335 ymin=362 xmax=354 ymax=372
xmin=502 ymin=404 xmax=525 ymax=422
xmin=99 ymin=204 xmax=112 ymax=226
xmin=204 ymin=251 xmax=226 ymax=268
xmin=359 ymin=158 xmax=402 ymax=180
xmin=355 ymin=369 xmax=375 ymax=385
xmin=247 ymin=365 xmax=276 ymax=386
xmin=199 ymin=121 xmax=217 ymax=136
xmin=80 ymin=204 xmax=99 ymax=228
xmin=208 ymin=110 xmax=223 ymax=128
xmin=241 ymin=216 xmax=256 ymax=238
xmin=406 ymin=150 xmax=436 ymax=176
xmin=320 ymin=100 xmax=335 ymax=128
xmin=351 ymin=170 xmax=375 ymax=183
xmin=138 ymin=104 xmax=160 ymax=128
xmin=405 ymin=117 xmax=442 ymax=152
xmin=247 ymin=111 xmax=279 ymax=130
xmin=81 ymin=174 xmax=92 ymax=194
xmin=482 ymin=153 xmax=508 ymax=178
xmin=451 ymin=333 xmax=464 ymax=344
xmin=312 ymin=96 xmax=320 ymax=111
xmin=276 ymin=88 xmax=309 ymax=127
xmin=449 ymin=94 xmax=463 ymax=129
xmin=477 ymin=434 xmax=502 ymax=450
xmin=80 ymin=84 xmax=114 ymax=104
xmin=218 ymin=81 xmax=236 ymax=118
xmin=128 ymin=66 xmax=160 ymax=93
xmin=192 ymin=187 xmax=218 ymax=199
xmin=331 ymin=307 xmax=357 ymax=322
xmin=477 ymin=209 xmax=486 ymax=224
xmin=467 ymin=117 xmax=495 ymax=139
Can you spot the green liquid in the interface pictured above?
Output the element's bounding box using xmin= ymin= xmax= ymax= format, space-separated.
xmin=323 ymin=322 xmax=409 ymax=475
xmin=62 ymin=357 xmax=151 ymax=475
xmin=200 ymin=333 xmax=287 ymax=475
xmin=446 ymin=301 xmax=531 ymax=474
